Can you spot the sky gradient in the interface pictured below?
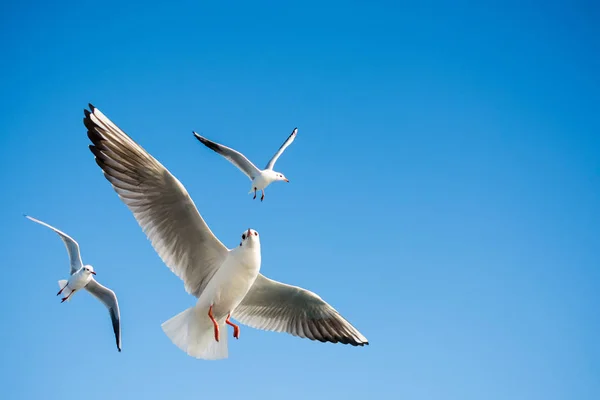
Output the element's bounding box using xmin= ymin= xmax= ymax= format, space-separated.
xmin=1 ymin=1 xmax=599 ymax=399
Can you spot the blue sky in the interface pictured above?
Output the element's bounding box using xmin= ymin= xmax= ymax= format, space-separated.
xmin=1 ymin=1 xmax=598 ymax=399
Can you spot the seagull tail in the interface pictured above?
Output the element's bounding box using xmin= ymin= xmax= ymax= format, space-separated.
xmin=57 ymin=280 xmax=73 ymax=302
xmin=161 ymin=306 xmax=228 ymax=360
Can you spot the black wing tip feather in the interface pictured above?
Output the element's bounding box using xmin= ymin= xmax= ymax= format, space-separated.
xmin=192 ymin=131 xmax=210 ymax=146
xmin=192 ymin=132 xmax=207 ymax=143
xmin=83 ymin=104 xmax=95 ymax=118
xmin=110 ymin=308 xmax=121 ymax=352
xmin=194 ymin=135 xmax=221 ymax=153
xmin=305 ymin=316 xmax=368 ymax=347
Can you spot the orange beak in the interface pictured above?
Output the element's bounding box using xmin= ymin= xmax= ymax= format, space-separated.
xmin=284 ymin=178 xmax=289 ymax=182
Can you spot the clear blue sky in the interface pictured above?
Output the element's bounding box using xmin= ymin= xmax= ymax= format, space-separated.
xmin=1 ymin=1 xmax=598 ymax=399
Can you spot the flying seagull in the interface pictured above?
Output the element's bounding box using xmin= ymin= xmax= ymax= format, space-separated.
xmin=193 ymin=127 xmax=297 ymax=201
xmin=84 ymin=104 xmax=367 ymax=360
xmin=24 ymin=215 xmax=122 ymax=352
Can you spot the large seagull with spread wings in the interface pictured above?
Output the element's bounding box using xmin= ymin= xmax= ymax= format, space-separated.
xmin=84 ymin=105 xmax=367 ymax=360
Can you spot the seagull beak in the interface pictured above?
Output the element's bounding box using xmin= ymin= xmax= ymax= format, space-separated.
xmin=247 ymin=228 xmax=252 ymax=237
xmin=91 ymin=271 xmax=96 ymax=275
xmin=284 ymin=178 xmax=289 ymax=183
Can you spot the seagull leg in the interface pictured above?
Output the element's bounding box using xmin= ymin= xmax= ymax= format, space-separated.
xmin=253 ymin=188 xmax=257 ymax=200
xmin=61 ymin=289 xmax=75 ymax=303
xmin=226 ymin=313 xmax=240 ymax=339
xmin=57 ymin=283 xmax=68 ymax=296
xmin=208 ymin=305 xmax=220 ymax=342
xmin=260 ymin=190 xmax=265 ymax=202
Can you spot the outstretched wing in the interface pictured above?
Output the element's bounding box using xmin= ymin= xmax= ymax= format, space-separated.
xmin=265 ymin=128 xmax=297 ymax=170
xmin=85 ymin=279 xmax=121 ymax=352
xmin=25 ymin=215 xmax=83 ymax=275
xmin=193 ymin=132 xmax=261 ymax=180
xmin=233 ymin=274 xmax=368 ymax=346
xmin=84 ymin=104 xmax=229 ymax=297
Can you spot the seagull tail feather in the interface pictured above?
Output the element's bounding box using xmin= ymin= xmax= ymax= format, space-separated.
xmin=161 ymin=306 xmax=228 ymax=360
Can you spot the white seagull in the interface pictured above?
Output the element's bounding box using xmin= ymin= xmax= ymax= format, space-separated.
xmin=24 ymin=215 xmax=122 ymax=352
xmin=193 ymin=127 xmax=297 ymax=201
xmin=84 ymin=104 xmax=367 ymax=360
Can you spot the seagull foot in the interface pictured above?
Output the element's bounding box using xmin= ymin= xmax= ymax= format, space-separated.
xmin=61 ymin=290 xmax=75 ymax=303
xmin=226 ymin=314 xmax=240 ymax=339
xmin=260 ymin=193 xmax=265 ymax=202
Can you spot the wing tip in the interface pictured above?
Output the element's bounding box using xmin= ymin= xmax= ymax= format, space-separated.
xmin=192 ymin=131 xmax=203 ymax=140
xmin=195 ymin=135 xmax=220 ymax=152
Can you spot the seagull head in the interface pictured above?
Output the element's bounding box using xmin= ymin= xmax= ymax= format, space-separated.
xmin=274 ymin=172 xmax=289 ymax=183
xmin=83 ymin=265 xmax=96 ymax=275
xmin=239 ymin=228 xmax=260 ymax=248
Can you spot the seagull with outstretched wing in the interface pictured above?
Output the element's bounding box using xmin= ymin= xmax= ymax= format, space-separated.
xmin=84 ymin=104 xmax=367 ymax=360
xmin=25 ymin=215 xmax=122 ymax=352
xmin=193 ymin=127 xmax=297 ymax=201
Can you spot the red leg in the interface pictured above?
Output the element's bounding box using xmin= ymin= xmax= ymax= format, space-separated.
xmin=208 ymin=305 xmax=220 ymax=342
xmin=226 ymin=313 xmax=240 ymax=339
xmin=57 ymin=283 xmax=68 ymax=296
xmin=61 ymin=289 xmax=75 ymax=303
xmin=253 ymin=188 xmax=257 ymax=200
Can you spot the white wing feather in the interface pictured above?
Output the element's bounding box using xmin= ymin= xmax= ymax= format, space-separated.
xmin=84 ymin=105 xmax=229 ymax=297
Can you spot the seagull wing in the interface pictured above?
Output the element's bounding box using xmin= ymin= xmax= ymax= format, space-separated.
xmin=265 ymin=128 xmax=297 ymax=170
xmin=84 ymin=105 xmax=229 ymax=297
xmin=193 ymin=132 xmax=261 ymax=180
xmin=233 ymin=274 xmax=368 ymax=346
xmin=85 ymin=279 xmax=122 ymax=352
xmin=25 ymin=215 xmax=83 ymax=275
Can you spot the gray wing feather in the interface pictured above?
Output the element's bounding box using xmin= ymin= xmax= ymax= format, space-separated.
xmin=193 ymin=132 xmax=261 ymax=179
xmin=232 ymin=274 xmax=368 ymax=346
xmin=85 ymin=279 xmax=121 ymax=352
xmin=25 ymin=215 xmax=83 ymax=275
xmin=84 ymin=105 xmax=229 ymax=297
xmin=265 ymin=128 xmax=297 ymax=170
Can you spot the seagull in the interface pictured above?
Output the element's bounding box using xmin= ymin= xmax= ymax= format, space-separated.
xmin=24 ymin=215 xmax=122 ymax=352
xmin=84 ymin=104 xmax=367 ymax=360
xmin=192 ymin=127 xmax=297 ymax=201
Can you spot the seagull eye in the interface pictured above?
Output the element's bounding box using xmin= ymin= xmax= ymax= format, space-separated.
xmin=242 ymin=234 xmax=246 ymax=240
xmin=254 ymin=232 xmax=258 ymax=236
